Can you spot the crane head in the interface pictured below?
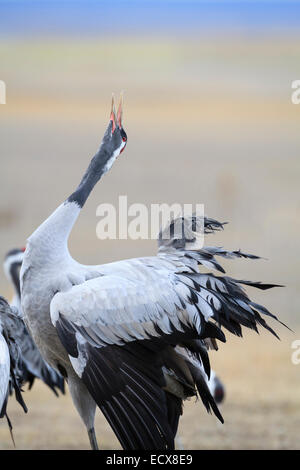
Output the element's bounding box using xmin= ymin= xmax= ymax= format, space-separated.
xmin=102 ymin=93 xmax=127 ymax=164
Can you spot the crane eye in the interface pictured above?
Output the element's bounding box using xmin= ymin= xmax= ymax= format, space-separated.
xmin=122 ymin=137 xmax=127 ymax=142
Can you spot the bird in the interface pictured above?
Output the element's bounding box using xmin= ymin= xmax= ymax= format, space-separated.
xmin=20 ymin=95 xmax=285 ymax=450
xmin=3 ymin=248 xmax=65 ymax=396
xmin=5 ymin=248 xmax=224 ymax=443
xmin=0 ymin=296 xmax=27 ymax=444
xmin=207 ymin=370 xmax=225 ymax=405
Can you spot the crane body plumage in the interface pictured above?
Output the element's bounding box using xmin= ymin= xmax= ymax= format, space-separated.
xmin=20 ymin=97 xmax=283 ymax=450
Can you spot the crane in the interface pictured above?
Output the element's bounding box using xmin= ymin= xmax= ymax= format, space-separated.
xmin=20 ymin=95 xmax=284 ymax=450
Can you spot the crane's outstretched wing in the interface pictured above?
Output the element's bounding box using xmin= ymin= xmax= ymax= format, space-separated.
xmin=50 ymin=217 xmax=284 ymax=449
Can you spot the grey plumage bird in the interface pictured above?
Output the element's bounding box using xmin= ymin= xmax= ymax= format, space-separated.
xmin=0 ymin=296 xmax=27 ymax=443
xmin=4 ymin=248 xmax=65 ymax=396
xmin=208 ymin=370 xmax=225 ymax=404
xmin=20 ymin=96 xmax=284 ymax=450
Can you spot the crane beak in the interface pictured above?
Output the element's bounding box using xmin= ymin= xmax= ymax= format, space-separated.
xmin=110 ymin=94 xmax=117 ymax=133
xmin=117 ymin=92 xmax=123 ymax=129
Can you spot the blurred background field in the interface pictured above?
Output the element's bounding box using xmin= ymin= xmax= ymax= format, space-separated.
xmin=0 ymin=0 xmax=300 ymax=450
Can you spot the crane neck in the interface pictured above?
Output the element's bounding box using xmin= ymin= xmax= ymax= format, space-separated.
xmin=11 ymin=264 xmax=21 ymax=299
xmin=26 ymin=146 xmax=111 ymax=264
xmin=67 ymin=147 xmax=109 ymax=208
xmin=27 ymin=201 xmax=81 ymax=265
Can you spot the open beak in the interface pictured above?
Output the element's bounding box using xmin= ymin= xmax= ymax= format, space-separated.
xmin=110 ymin=92 xmax=124 ymax=133
xmin=110 ymin=94 xmax=117 ymax=133
xmin=117 ymin=92 xmax=123 ymax=128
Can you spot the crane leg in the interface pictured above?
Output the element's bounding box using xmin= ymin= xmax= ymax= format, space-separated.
xmin=175 ymin=435 xmax=185 ymax=450
xmin=88 ymin=427 xmax=99 ymax=450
